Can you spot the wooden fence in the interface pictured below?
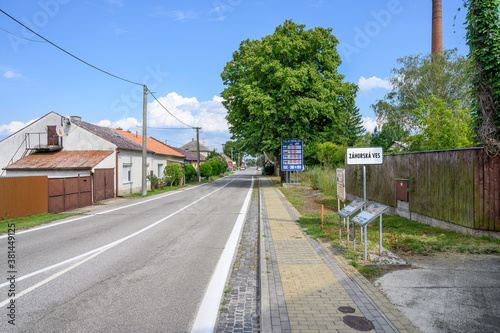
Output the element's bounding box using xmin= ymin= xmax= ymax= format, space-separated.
xmin=0 ymin=176 xmax=48 ymax=219
xmin=345 ymin=148 xmax=500 ymax=232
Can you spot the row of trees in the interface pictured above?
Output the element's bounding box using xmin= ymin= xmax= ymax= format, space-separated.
xmin=221 ymin=1 xmax=500 ymax=168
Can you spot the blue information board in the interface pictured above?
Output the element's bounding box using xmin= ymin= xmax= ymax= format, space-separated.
xmin=281 ymin=139 xmax=303 ymax=171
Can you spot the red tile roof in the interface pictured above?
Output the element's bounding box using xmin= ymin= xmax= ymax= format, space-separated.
xmin=4 ymin=151 xmax=113 ymax=170
xmin=111 ymin=129 xmax=184 ymax=158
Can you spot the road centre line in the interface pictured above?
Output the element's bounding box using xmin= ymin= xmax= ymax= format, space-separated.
xmin=0 ymin=181 xmax=218 ymax=239
xmin=0 ymin=176 xmax=240 ymax=292
xmin=191 ymin=176 xmax=254 ymax=333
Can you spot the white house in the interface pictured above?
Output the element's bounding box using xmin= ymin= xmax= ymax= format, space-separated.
xmin=0 ymin=111 xmax=155 ymax=198
xmin=111 ymin=129 xmax=185 ymax=179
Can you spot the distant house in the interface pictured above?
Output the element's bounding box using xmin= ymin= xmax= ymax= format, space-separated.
xmin=170 ymin=146 xmax=198 ymax=169
xmin=0 ymin=111 xmax=155 ymax=198
xmin=111 ymin=129 xmax=185 ymax=177
xmin=179 ymin=139 xmax=212 ymax=163
xmin=220 ymin=153 xmax=235 ymax=169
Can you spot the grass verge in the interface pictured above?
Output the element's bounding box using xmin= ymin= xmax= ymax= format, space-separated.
xmin=0 ymin=212 xmax=82 ymax=234
xmin=272 ymin=177 xmax=500 ymax=279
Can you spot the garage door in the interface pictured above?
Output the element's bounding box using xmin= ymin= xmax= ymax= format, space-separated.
xmin=93 ymin=168 xmax=114 ymax=202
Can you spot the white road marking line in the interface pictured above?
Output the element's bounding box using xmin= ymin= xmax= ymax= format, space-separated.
xmin=191 ymin=176 xmax=254 ymax=333
xmin=0 ymin=177 xmax=240 ymax=294
xmin=0 ymin=246 xmax=110 ymax=308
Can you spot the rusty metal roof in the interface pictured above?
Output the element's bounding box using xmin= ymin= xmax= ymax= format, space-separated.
xmin=4 ymin=151 xmax=113 ymax=170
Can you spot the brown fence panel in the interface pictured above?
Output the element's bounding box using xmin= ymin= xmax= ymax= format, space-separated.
xmin=0 ymin=176 xmax=48 ymax=219
xmin=48 ymin=176 xmax=93 ymax=213
xmin=346 ymin=148 xmax=497 ymax=231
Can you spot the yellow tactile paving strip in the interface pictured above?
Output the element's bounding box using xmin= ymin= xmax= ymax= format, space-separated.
xmin=263 ymin=182 xmax=362 ymax=332
xmin=261 ymin=178 xmax=418 ymax=333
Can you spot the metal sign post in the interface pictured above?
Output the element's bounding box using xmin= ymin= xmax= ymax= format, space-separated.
xmin=281 ymin=139 xmax=303 ymax=186
xmin=346 ymin=147 xmax=384 ymax=202
xmin=337 ymin=199 xmax=365 ymax=245
xmin=351 ymin=203 xmax=389 ymax=260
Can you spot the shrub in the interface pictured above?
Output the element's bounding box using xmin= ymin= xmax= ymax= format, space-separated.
xmin=185 ymin=164 xmax=197 ymax=182
xmin=163 ymin=164 xmax=183 ymax=187
xmin=200 ymin=163 xmax=213 ymax=180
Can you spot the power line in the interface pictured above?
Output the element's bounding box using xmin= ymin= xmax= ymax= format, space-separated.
xmin=148 ymin=127 xmax=193 ymax=130
xmin=0 ymin=9 xmax=142 ymax=86
xmin=0 ymin=26 xmax=45 ymax=42
xmin=147 ymin=88 xmax=195 ymax=129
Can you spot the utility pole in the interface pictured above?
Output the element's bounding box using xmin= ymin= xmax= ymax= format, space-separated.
xmin=141 ymin=85 xmax=148 ymax=196
xmin=195 ymin=127 xmax=201 ymax=182
xmin=231 ymin=148 xmax=234 ymax=171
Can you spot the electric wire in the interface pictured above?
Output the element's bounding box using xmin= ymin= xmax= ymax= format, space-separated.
xmin=147 ymin=88 xmax=195 ymax=129
xmin=0 ymin=26 xmax=45 ymax=42
xmin=0 ymin=9 xmax=142 ymax=86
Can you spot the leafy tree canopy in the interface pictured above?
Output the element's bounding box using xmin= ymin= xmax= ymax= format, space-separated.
xmin=221 ymin=20 xmax=358 ymax=162
xmin=163 ymin=164 xmax=183 ymax=187
xmin=372 ymin=49 xmax=471 ymax=132
xmin=405 ymin=96 xmax=475 ymax=151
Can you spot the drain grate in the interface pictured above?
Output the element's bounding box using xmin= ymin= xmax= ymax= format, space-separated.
xmin=338 ymin=306 xmax=356 ymax=313
xmin=342 ymin=315 xmax=374 ymax=331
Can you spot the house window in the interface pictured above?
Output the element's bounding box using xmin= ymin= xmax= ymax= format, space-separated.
xmin=123 ymin=164 xmax=132 ymax=184
xmin=158 ymin=164 xmax=163 ymax=176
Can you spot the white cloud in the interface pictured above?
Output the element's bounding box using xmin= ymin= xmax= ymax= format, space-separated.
xmin=0 ymin=119 xmax=37 ymax=136
xmin=95 ymin=117 xmax=141 ymax=131
xmin=362 ymin=117 xmax=378 ymax=133
xmin=98 ymin=92 xmax=229 ymax=135
xmin=3 ymin=71 xmax=22 ymax=79
xmin=358 ymin=76 xmax=392 ymax=93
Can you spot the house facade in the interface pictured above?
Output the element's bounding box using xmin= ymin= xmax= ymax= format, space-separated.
xmin=111 ymin=129 xmax=185 ymax=178
xmin=0 ymin=112 xmax=155 ymax=198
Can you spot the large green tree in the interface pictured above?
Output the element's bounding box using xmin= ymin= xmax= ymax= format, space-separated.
xmin=221 ymin=20 xmax=357 ymax=166
xmin=372 ymin=49 xmax=471 ymax=132
xmin=406 ymin=96 xmax=475 ymax=151
xmin=465 ymin=0 xmax=500 ymax=154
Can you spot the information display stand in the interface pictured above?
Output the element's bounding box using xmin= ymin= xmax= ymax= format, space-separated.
xmin=337 ymin=199 xmax=365 ymax=245
xmin=351 ymin=203 xmax=389 ymax=260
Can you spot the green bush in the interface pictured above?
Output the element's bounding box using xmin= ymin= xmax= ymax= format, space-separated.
xmin=163 ymin=164 xmax=183 ymax=187
xmin=185 ymin=164 xmax=197 ymax=182
xmin=200 ymin=163 xmax=213 ymax=179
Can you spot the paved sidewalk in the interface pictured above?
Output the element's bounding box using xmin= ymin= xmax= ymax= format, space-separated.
xmin=259 ymin=178 xmax=418 ymax=333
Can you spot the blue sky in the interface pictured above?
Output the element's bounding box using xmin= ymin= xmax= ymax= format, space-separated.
xmin=0 ymin=0 xmax=469 ymax=150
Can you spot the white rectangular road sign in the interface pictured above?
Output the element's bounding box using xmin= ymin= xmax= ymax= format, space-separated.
xmin=346 ymin=147 xmax=383 ymax=165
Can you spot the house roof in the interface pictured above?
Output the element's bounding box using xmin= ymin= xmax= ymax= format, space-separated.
xmin=179 ymin=139 xmax=212 ymax=153
xmin=170 ymin=146 xmax=199 ymax=161
xmin=4 ymin=151 xmax=113 ymax=170
xmin=110 ymin=129 xmax=185 ymax=158
xmin=71 ymin=119 xmax=149 ymax=152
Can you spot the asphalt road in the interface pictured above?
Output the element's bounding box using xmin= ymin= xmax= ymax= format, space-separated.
xmin=0 ymin=170 xmax=256 ymax=333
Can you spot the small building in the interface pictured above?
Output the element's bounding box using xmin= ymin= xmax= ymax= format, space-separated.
xmin=1 ymin=111 xmax=155 ymax=202
xmin=111 ymin=129 xmax=185 ymax=177
xmin=179 ymin=139 xmax=212 ymax=162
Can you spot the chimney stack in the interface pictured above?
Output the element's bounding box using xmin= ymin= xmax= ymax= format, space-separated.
xmin=432 ymin=0 xmax=443 ymax=56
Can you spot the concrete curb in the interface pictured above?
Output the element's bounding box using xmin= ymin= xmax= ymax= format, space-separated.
xmin=258 ymin=177 xmax=272 ymax=333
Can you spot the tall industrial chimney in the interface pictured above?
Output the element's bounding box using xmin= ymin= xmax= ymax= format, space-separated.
xmin=432 ymin=0 xmax=443 ymax=55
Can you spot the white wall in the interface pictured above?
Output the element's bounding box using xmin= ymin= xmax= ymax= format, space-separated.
xmin=5 ymin=169 xmax=91 ymax=178
xmin=0 ymin=112 xmax=62 ymax=172
xmin=62 ymin=124 xmax=115 ymax=151
xmin=117 ymin=150 xmax=155 ymax=196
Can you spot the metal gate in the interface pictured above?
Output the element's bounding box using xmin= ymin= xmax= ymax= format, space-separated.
xmin=93 ymin=168 xmax=114 ymax=202
xmin=48 ymin=176 xmax=92 ymax=213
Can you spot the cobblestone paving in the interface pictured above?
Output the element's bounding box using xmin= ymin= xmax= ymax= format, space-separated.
xmin=216 ymin=189 xmax=260 ymax=333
